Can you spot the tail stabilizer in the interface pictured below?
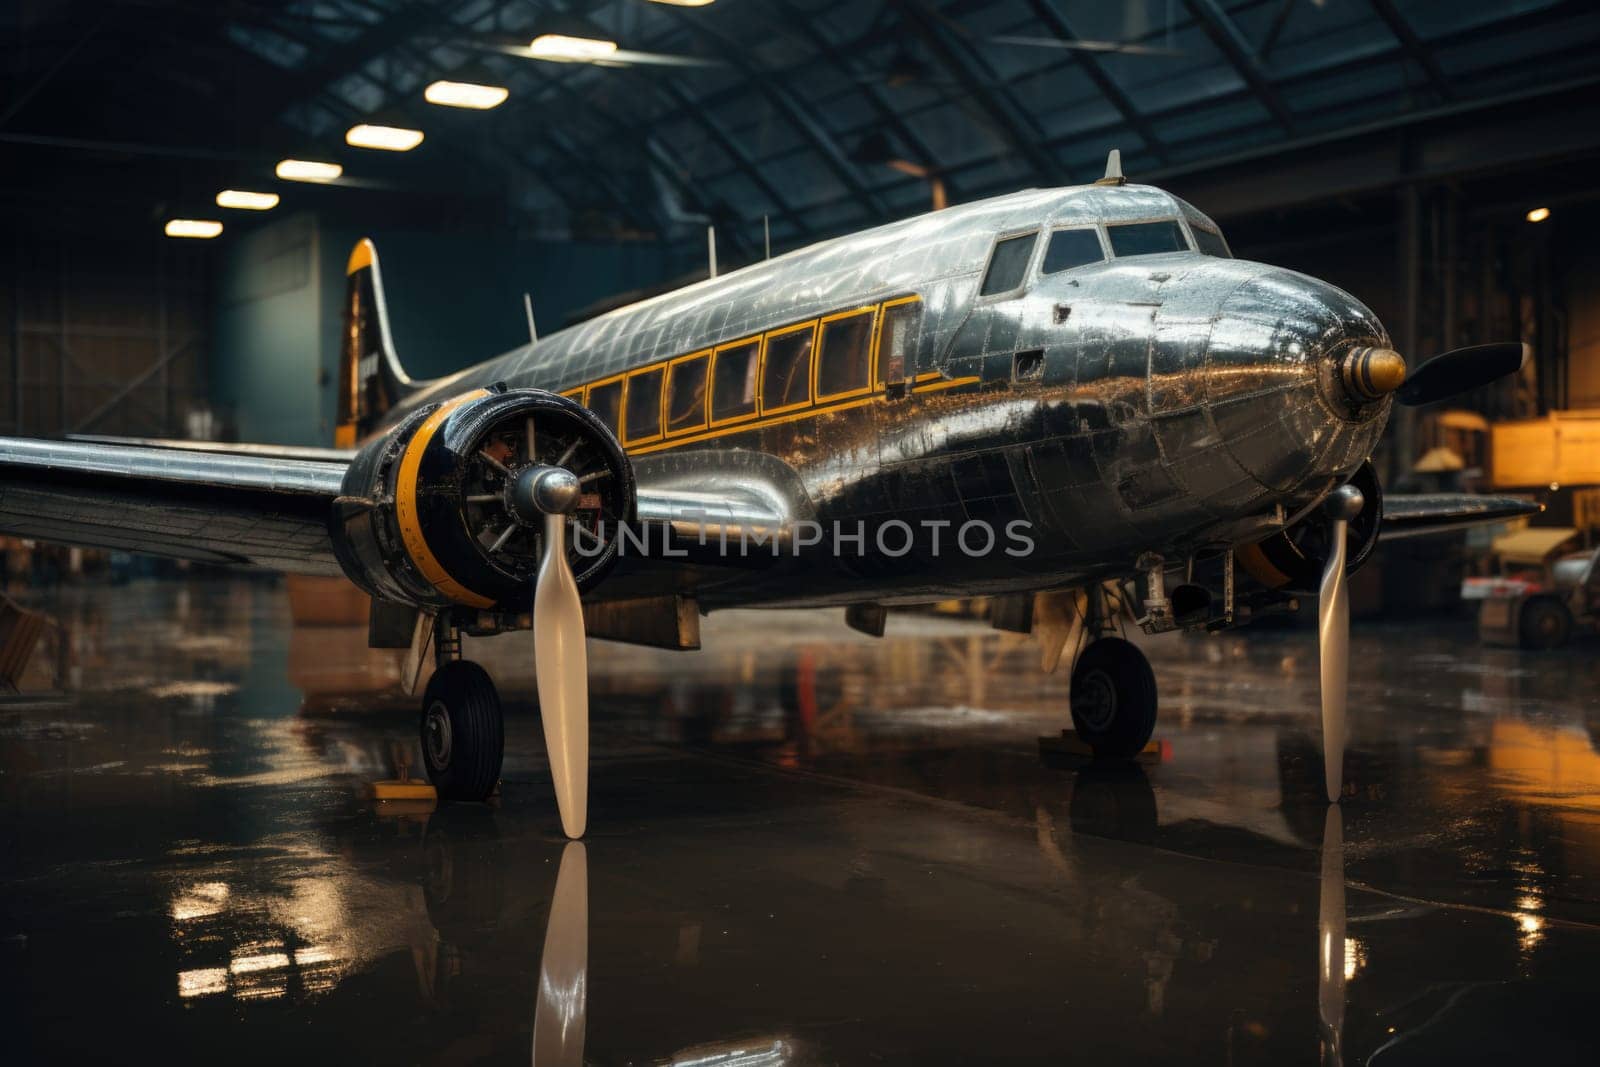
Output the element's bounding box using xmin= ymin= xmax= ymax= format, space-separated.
xmin=336 ymin=238 xmax=415 ymax=447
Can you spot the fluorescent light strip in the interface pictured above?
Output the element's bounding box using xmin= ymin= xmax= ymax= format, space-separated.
xmin=346 ymin=124 xmax=424 ymax=151
xmin=215 ymin=189 xmax=279 ymax=210
xmin=276 ymin=159 xmax=342 ymax=183
xmin=528 ymin=34 xmax=618 ymax=61
xmin=424 ymin=80 xmax=509 ymax=109
xmin=165 ymin=219 xmax=223 ymax=239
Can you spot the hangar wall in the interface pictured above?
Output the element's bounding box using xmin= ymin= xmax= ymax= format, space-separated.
xmin=211 ymin=214 xmax=694 ymax=447
xmin=0 ymin=232 xmax=211 ymax=440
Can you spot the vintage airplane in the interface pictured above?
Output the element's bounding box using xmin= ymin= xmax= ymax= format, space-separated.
xmin=0 ymin=152 xmax=1535 ymax=838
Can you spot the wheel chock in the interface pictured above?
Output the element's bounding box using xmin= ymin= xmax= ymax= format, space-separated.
xmin=370 ymin=744 xmax=437 ymax=803
xmin=1038 ymin=730 xmax=1170 ymax=764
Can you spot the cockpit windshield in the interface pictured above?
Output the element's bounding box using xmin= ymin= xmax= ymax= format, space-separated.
xmin=1191 ymin=225 xmax=1231 ymax=258
xmin=1041 ymin=228 xmax=1104 ymax=275
xmin=1107 ymin=220 xmax=1189 ymax=258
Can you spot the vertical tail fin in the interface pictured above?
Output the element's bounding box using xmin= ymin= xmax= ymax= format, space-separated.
xmin=336 ymin=238 xmax=414 ymax=447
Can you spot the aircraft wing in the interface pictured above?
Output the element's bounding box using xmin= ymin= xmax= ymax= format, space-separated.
xmin=0 ymin=434 xmax=794 ymax=587
xmin=66 ymin=433 xmax=358 ymax=463
xmin=1380 ymin=492 xmax=1542 ymax=539
xmin=0 ymin=436 xmax=349 ymax=574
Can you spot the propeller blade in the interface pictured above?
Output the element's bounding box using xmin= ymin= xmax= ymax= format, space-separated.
xmin=535 ymin=511 xmax=589 ymax=839
xmin=1396 ymin=342 xmax=1527 ymax=406
xmin=1318 ymin=485 xmax=1363 ymax=803
xmin=532 ymin=841 xmax=587 ymax=1067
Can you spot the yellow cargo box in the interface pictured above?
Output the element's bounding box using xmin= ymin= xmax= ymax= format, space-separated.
xmin=1490 ymin=410 xmax=1600 ymax=489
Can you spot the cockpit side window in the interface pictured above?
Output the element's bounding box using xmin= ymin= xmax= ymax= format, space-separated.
xmin=979 ymin=232 xmax=1038 ymax=297
xmin=1041 ymin=227 xmax=1105 ymax=275
xmin=1192 ymin=225 xmax=1231 ymax=258
xmin=1107 ymin=220 xmax=1189 ymax=258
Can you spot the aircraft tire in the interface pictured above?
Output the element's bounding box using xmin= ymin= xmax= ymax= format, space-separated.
xmin=1069 ymin=637 xmax=1157 ymax=759
xmin=420 ymin=660 xmax=505 ymax=801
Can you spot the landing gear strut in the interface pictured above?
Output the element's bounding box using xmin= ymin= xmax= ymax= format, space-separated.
xmin=420 ymin=617 xmax=504 ymax=801
xmin=1069 ymin=585 xmax=1158 ymax=759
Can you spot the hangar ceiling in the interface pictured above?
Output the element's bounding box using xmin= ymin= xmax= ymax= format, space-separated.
xmin=3 ymin=0 xmax=1598 ymax=252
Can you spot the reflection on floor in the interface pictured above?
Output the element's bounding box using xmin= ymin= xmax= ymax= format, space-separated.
xmin=3 ymin=575 xmax=1599 ymax=1064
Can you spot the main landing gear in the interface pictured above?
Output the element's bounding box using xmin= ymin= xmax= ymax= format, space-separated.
xmin=1068 ymin=586 xmax=1158 ymax=759
xmin=420 ymin=620 xmax=506 ymax=802
xmin=1069 ymin=637 xmax=1157 ymax=758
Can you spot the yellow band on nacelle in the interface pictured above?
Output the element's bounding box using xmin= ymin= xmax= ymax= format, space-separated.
xmin=395 ymin=389 xmax=496 ymax=608
xmin=1236 ymin=541 xmax=1292 ymax=590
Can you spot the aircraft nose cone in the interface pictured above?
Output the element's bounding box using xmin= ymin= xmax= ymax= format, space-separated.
xmin=1196 ymin=265 xmax=1392 ymax=498
xmin=1338 ymin=346 xmax=1406 ymax=401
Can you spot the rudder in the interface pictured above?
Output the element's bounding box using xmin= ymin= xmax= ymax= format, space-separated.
xmin=337 ymin=238 xmax=414 ymax=447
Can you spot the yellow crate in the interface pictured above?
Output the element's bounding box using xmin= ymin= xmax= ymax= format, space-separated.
xmin=1490 ymin=410 xmax=1600 ymax=489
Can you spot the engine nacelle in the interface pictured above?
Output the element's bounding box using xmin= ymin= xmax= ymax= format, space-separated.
xmin=331 ymin=387 xmax=635 ymax=612
xmin=1236 ymin=460 xmax=1383 ymax=596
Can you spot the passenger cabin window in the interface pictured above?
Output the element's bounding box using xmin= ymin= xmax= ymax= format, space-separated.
xmin=1041 ymin=228 xmax=1104 ymax=275
xmin=665 ymin=352 xmax=709 ymax=435
xmin=586 ymin=378 xmax=622 ymax=436
xmin=1192 ymin=226 xmax=1231 ymax=258
xmin=710 ymin=338 xmax=759 ymax=424
xmin=876 ymin=297 xmax=921 ymax=385
xmin=816 ymin=309 xmax=874 ymax=400
xmin=625 ymin=366 xmax=664 ymax=443
xmin=979 ymin=232 xmax=1037 ymax=296
xmin=1107 ymin=220 xmax=1189 ymax=258
xmin=762 ymin=323 xmax=815 ymax=413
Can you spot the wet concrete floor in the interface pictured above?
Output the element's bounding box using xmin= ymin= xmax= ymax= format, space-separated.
xmin=3 ymin=575 xmax=1600 ymax=1064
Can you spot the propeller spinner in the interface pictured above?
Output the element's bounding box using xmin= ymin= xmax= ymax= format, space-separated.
xmin=1337 ymin=341 xmax=1529 ymax=407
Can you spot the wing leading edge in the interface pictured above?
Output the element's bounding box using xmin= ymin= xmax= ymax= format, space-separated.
xmin=0 ymin=436 xmax=348 ymax=574
xmin=1380 ymin=493 xmax=1542 ymax=539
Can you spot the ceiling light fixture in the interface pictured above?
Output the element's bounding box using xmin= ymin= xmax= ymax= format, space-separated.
xmin=424 ymin=79 xmax=509 ymax=109
xmin=528 ymin=33 xmax=619 ymax=61
xmin=647 ymin=0 xmax=716 ymax=6
xmin=276 ymin=159 xmax=343 ymax=183
xmin=346 ymin=123 xmax=425 ymax=151
xmin=1525 ymin=206 xmax=1551 ymax=223
xmin=165 ymin=219 xmax=223 ymax=239
xmin=215 ymin=189 xmax=279 ymax=210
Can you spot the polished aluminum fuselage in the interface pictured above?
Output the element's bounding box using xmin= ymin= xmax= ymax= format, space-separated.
xmin=387 ymin=183 xmax=1389 ymax=610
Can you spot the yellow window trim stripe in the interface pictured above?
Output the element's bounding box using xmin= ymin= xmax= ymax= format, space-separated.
xmin=622 ymin=364 xmax=666 ymax=446
xmin=396 ymin=389 xmax=496 ymax=608
xmin=707 ymin=336 xmax=761 ymax=428
xmin=569 ymin=292 xmax=957 ymax=455
xmin=625 ymin=392 xmax=878 ymax=456
xmin=813 ymin=305 xmax=877 ymax=403
xmin=758 ymin=320 xmax=817 ymax=417
xmin=912 ymin=375 xmax=980 ymax=393
xmin=875 ymin=294 xmax=924 ymax=388
xmin=622 ymin=369 xmax=979 ymax=457
xmin=663 ymin=350 xmax=711 ymax=437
